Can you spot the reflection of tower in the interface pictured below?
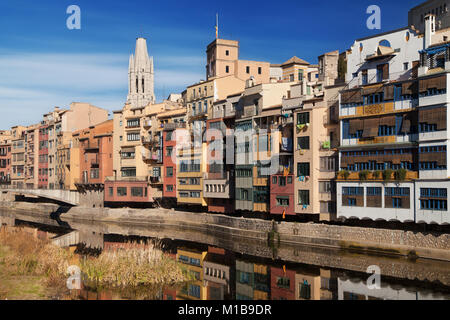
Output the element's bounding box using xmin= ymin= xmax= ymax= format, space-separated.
xmin=127 ymin=37 xmax=155 ymax=108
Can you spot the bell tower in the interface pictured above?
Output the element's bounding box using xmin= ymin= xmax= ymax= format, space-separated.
xmin=127 ymin=37 xmax=155 ymax=108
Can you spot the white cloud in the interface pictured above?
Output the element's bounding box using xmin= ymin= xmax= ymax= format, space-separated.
xmin=0 ymin=52 xmax=205 ymax=129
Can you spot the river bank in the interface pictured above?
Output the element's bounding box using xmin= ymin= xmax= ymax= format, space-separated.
xmin=1 ymin=200 xmax=449 ymax=262
xmin=0 ymin=223 xmax=190 ymax=300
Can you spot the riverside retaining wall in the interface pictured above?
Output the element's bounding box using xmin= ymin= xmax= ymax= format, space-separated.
xmin=1 ymin=200 xmax=449 ymax=261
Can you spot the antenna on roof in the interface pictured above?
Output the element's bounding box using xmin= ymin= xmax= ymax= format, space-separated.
xmin=215 ymin=13 xmax=219 ymax=39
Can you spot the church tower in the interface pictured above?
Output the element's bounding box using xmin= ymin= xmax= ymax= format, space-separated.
xmin=127 ymin=37 xmax=155 ymax=108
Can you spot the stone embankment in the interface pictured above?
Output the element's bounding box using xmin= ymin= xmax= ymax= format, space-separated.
xmin=1 ymin=200 xmax=450 ymax=262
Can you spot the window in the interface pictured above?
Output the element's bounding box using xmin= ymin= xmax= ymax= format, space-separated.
xmin=297 ymin=162 xmax=310 ymax=177
xmin=320 ymin=157 xmax=336 ymax=172
xmin=121 ymin=151 xmax=135 ymax=159
xmin=127 ymin=119 xmax=140 ymax=128
xmin=362 ymin=69 xmax=368 ymax=85
xmin=117 ymin=187 xmax=127 ymax=197
xmin=298 ymin=190 xmax=310 ymax=205
xmin=121 ymin=167 xmax=136 ymax=177
xmin=319 ymin=181 xmax=335 ymax=193
xmin=420 ymin=188 xmax=447 ymax=211
xmin=90 ymin=169 xmax=99 ymax=179
xmin=297 ymin=112 xmax=310 ymax=125
xmin=258 ymin=67 xmax=262 ymax=74
xmin=246 ymin=66 xmax=250 ymax=74
xmin=166 ymin=167 xmax=173 ymax=177
xmin=166 ymin=147 xmax=173 ymax=157
xmin=297 ymin=137 xmax=310 ymax=150
xmin=188 ymin=285 xmax=201 ymax=298
xmin=367 ymin=187 xmax=382 ymax=196
xmin=226 ymin=66 xmax=229 ymax=73
xmin=127 ymin=132 xmax=140 ymax=142
xmin=166 ymin=185 xmax=174 ymax=192
xmin=298 ymin=69 xmax=304 ymax=81
xmin=343 ymin=187 xmax=364 ymax=196
xmin=276 ymin=196 xmax=289 ymax=207
xmin=166 ymin=131 xmax=173 ymax=141
xmin=225 ymin=50 xmax=229 ymax=56
xmin=131 ymin=187 xmax=144 ymax=197
xmin=385 ymin=187 xmax=410 ymax=196
xmin=279 ymin=176 xmax=286 ymax=186
xmin=276 ymin=277 xmax=290 ymax=289
xmin=404 ymin=62 xmax=409 ymax=70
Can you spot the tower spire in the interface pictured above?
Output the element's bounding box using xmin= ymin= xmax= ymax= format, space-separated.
xmin=127 ymin=38 xmax=155 ymax=108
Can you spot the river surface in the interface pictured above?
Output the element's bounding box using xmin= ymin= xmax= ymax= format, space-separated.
xmin=1 ymin=209 xmax=450 ymax=300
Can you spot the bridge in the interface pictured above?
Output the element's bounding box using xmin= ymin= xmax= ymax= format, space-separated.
xmin=3 ymin=188 xmax=80 ymax=206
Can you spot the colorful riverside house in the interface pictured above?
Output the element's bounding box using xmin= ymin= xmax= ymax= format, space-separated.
xmin=107 ymin=100 xmax=182 ymax=206
xmin=203 ymin=94 xmax=241 ymax=213
xmin=336 ymin=6 xmax=450 ymax=225
xmin=176 ymin=247 xmax=208 ymax=300
xmin=38 ymin=123 xmax=49 ymax=189
xmin=284 ymin=51 xmax=346 ymax=221
xmin=24 ymin=124 xmax=39 ymax=189
xmin=234 ymin=80 xmax=292 ymax=215
xmin=159 ymin=106 xmax=187 ymax=206
xmin=0 ymin=130 xmax=12 ymax=186
xmin=415 ymin=14 xmax=450 ymax=224
xmin=72 ymin=120 xmax=113 ymax=208
xmin=10 ymin=126 xmax=26 ymax=189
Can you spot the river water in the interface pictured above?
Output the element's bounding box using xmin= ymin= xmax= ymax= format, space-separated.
xmin=1 ymin=209 xmax=450 ymax=300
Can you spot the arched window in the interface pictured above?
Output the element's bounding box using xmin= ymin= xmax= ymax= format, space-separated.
xmin=379 ymin=39 xmax=392 ymax=48
xmin=142 ymin=78 xmax=145 ymax=92
xmin=136 ymin=77 xmax=139 ymax=93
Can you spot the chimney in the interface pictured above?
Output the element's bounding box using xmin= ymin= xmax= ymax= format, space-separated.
xmin=424 ymin=14 xmax=436 ymax=49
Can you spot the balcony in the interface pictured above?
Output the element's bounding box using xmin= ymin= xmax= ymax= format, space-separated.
xmin=142 ymin=151 xmax=161 ymax=163
xmin=91 ymin=158 xmax=99 ymax=167
xmin=149 ymin=176 xmax=163 ymax=185
xmin=336 ymin=170 xmax=418 ymax=182
xmin=163 ymin=122 xmax=186 ymax=131
xmin=84 ymin=141 xmax=99 ymax=151
xmin=143 ymin=119 xmax=152 ymax=129
xmin=203 ymin=172 xmax=231 ymax=199
xmin=105 ymin=176 xmax=148 ymax=182
xmin=142 ymin=135 xmax=160 ymax=146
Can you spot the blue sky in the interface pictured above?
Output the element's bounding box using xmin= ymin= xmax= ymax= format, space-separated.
xmin=0 ymin=0 xmax=424 ymax=129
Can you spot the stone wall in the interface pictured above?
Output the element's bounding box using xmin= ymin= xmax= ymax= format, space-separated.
xmin=1 ymin=200 xmax=450 ymax=261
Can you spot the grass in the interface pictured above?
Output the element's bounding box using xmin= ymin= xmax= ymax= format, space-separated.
xmin=0 ymin=227 xmax=190 ymax=299
xmin=80 ymin=241 xmax=190 ymax=289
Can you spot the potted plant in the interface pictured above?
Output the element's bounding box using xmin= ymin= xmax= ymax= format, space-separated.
xmin=382 ymin=169 xmax=393 ymax=182
xmin=359 ymin=170 xmax=369 ymax=181
xmin=395 ymin=168 xmax=407 ymax=181
xmin=339 ymin=170 xmax=350 ymax=180
xmin=373 ymin=170 xmax=381 ymax=180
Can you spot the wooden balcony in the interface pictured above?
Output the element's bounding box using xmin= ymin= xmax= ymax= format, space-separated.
xmin=336 ymin=170 xmax=419 ymax=182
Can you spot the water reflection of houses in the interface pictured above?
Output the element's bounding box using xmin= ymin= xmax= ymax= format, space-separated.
xmin=271 ymin=265 xmax=338 ymax=300
xmin=176 ymin=247 xmax=208 ymax=300
xmin=202 ymin=247 xmax=235 ymax=300
xmin=338 ymin=277 xmax=450 ymax=300
xmin=236 ymin=260 xmax=255 ymax=300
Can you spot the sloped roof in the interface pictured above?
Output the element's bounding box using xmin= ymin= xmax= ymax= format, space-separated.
xmin=281 ymin=56 xmax=310 ymax=66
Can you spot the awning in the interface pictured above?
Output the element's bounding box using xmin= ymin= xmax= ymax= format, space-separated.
xmin=121 ymin=146 xmax=135 ymax=153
